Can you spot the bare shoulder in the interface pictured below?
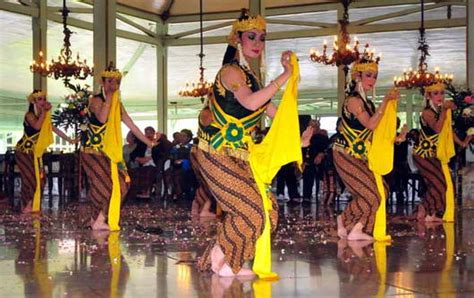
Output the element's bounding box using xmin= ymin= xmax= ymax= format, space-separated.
xmin=88 ymin=96 xmax=103 ymax=112
xmin=25 ymin=112 xmax=37 ymax=122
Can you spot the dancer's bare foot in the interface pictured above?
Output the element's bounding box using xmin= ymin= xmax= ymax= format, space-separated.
xmin=236 ymin=267 xmax=255 ymax=277
xmin=347 ymin=222 xmax=373 ymax=241
xmin=425 ymin=215 xmax=443 ymax=222
xmin=200 ymin=200 xmax=215 ymax=218
xmin=200 ymin=210 xmax=216 ymax=218
xmin=416 ymin=205 xmax=426 ymax=221
xmin=211 ymin=245 xmax=225 ymax=274
xmin=337 ymin=215 xmax=347 ymax=238
xmin=191 ymin=200 xmax=200 ymax=216
xmin=218 ymin=263 xmax=255 ymax=277
xmin=22 ymin=202 xmax=33 ymax=214
xmin=347 ymin=239 xmax=373 ymax=258
xmin=218 ymin=263 xmax=236 ymax=277
xmin=92 ymin=212 xmax=110 ymax=231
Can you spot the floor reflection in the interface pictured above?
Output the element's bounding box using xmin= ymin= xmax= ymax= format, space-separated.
xmin=0 ymin=202 xmax=473 ymax=297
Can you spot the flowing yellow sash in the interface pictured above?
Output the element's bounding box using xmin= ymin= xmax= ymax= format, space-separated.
xmin=108 ymin=231 xmax=121 ymax=298
xmin=367 ymin=99 xmax=397 ymax=241
xmin=32 ymin=112 xmax=53 ymax=212
xmin=437 ymin=112 xmax=455 ymax=222
xmin=249 ymin=54 xmax=302 ymax=280
xmin=102 ymin=91 xmax=124 ymax=231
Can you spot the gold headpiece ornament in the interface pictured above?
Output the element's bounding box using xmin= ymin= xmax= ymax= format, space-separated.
xmin=228 ymin=9 xmax=266 ymax=46
xmin=27 ymin=90 xmax=47 ymax=103
xmin=351 ymin=47 xmax=381 ymax=80
xmin=100 ymin=62 xmax=122 ymax=81
xmin=424 ymin=81 xmax=445 ymax=93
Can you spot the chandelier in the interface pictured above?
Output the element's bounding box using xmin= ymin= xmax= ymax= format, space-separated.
xmin=29 ymin=0 xmax=93 ymax=89
xmin=393 ymin=0 xmax=452 ymax=89
xmin=178 ymin=0 xmax=212 ymax=101
xmin=309 ymin=0 xmax=370 ymax=74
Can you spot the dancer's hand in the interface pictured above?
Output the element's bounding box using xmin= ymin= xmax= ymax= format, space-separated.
xmin=280 ymin=50 xmax=293 ymax=76
xmin=44 ymin=101 xmax=52 ymax=111
xmin=384 ymin=88 xmax=400 ymax=102
xmin=443 ymin=100 xmax=456 ymax=110
xmin=396 ymin=124 xmax=408 ymax=144
xmin=462 ymin=135 xmax=472 ymax=148
xmin=69 ymin=136 xmax=80 ymax=144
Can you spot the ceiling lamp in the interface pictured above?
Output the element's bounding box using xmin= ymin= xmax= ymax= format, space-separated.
xmin=393 ymin=0 xmax=453 ymax=90
xmin=30 ymin=0 xmax=93 ymax=89
xmin=178 ymin=0 xmax=212 ymax=102
xmin=309 ymin=0 xmax=373 ymax=74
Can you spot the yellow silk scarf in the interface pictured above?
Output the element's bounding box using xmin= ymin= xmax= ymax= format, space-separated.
xmin=108 ymin=231 xmax=121 ymax=298
xmin=32 ymin=112 xmax=53 ymax=212
xmin=102 ymin=91 xmax=124 ymax=231
xmin=367 ymin=99 xmax=397 ymax=242
xmin=437 ymin=112 xmax=455 ymax=222
xmin=249 ymin=54 xmax=302 ymax=280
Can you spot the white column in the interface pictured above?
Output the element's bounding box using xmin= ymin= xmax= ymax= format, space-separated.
xmin=93 ymin=0 xmax=116 ymax=92
xmin=249 ymin=0 xmax=265 ymax=82
xmin=156 ymin=22 xmax=168 ymax=134
xmin=468 ymin=0 xmax=474 ymax=89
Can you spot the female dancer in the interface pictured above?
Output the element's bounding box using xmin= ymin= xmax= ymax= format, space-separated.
xmin=81 ymin=64 xmax=158 ymax=231
xmin=193 ymin=9 xmax=293 ymax=276
xmin=414 ymin=81 xmax=471 ymax=222
xmin=16 ymin=90 xmax=75 ymax=213
xmin=333 ymin=55 xmax=403 ymax=241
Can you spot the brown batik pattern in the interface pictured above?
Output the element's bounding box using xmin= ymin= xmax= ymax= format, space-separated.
xmin=333 ymin=149 xmax=388 ymax=235
xmin=15 ymin=151 xmax=45 ymax=206
xmin=413 ymin=155 xmax=447 ymax=217
xmin=81 ymin=151 xmax=129 ymax=219
xmin=193 ymin=148 xmax=278 ymax=274
xmin=190 ymin=146 xmax=213 ymax=208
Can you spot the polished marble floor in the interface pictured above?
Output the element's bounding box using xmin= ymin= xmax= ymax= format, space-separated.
xmin=0 ymin=198 xmax=474 ymax=297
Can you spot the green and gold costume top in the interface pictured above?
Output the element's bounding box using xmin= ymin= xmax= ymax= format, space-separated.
xmin=84 ymin=93 xmax=107 ymax=151
xmin=335 ymin=93 xmax=376 ymax=159
xmin=414 ymin=107 xmax=440 ymax=158
xmin=198 ymin=59 xmax=269 ymax=152
xmin=16 ymin=108 xmax=41 ymax=154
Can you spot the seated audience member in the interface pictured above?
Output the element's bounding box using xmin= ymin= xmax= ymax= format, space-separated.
xmin=123 ymin=131 xmax=138 ymax=169
xmin=166 ymin=129 xmax=195 ymax=200
xmin=128 ymin=126 xmax=160 ymax=199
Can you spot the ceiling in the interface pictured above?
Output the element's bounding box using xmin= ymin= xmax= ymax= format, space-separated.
xmin=0 ymin=0 xmax=469 ymax=135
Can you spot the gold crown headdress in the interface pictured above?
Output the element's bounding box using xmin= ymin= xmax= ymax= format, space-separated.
xmin=228 ymin=9 xmax=266 ymax=46
xmin=27 ymin=90 xmax=47 ymax=103
xmin=351 ymin=47 xmax=381 ymax=80
xmin=424 ymin=81 xmax=445 ymax=93
xmin=100 ymin=62 xmax=122 ymax=81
